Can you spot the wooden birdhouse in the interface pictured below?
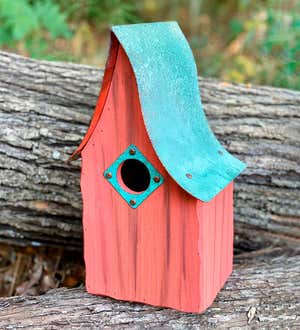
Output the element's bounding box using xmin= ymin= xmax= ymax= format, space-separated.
xmin=69 ymin=22 xmax=246 ymax=313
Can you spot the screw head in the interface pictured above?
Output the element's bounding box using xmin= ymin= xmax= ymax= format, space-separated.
xmin=129 ymin=199 xmax=136 ymax=206
xmin=153 ymin=176 xmax=161 ymax=183
xmin=105 ymin=172 xmax=112 ymax=179
xmin=129 ymin=148 xmax=136 ymax=155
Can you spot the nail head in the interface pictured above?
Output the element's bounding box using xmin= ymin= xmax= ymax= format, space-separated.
xmin=105 ymin=172 xmax=112 ymax=179
xmin=153 ymin=176 xmax=161 ymax=183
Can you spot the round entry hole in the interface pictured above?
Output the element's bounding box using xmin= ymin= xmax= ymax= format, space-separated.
xmin=120 ymin=159 xmax=150 ymax=193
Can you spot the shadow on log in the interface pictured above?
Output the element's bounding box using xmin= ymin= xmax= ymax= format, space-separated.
xmin=0 ymin=50 xmax=299 ymax=250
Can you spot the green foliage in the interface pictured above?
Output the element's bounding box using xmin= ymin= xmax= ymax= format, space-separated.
xmin=261 ymin=7 xmax=300 ymax=89
xmin=0 ymin=0 xmax=38 ymax=44
xmin=0 ymin=0 xmax=71 ymax=59
xmin=58 ymin=0 xmax=139 ymax=29
xmin=33 ymin=1 xmax=71 ymax=39
xmin=192 ymin=0 xmax=300 ymax=90
xmin=229 ymin=19 xmax=244 ymax=40
xmin=86 ymin=0 xmax=139 ymax=25
xmin=0 ymin=0 xmax=298 ymax=90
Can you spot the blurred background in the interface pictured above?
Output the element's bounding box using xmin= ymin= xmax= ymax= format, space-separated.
xmin=0 ymin=0 xmax=299 ymax=90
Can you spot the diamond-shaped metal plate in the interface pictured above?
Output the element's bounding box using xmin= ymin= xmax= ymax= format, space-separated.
xmin=103 ymin=145 xmax=164 ymax=208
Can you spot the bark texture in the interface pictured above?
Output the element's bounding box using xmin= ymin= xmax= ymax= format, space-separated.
xmin=0 ymin=50 xmax=299 ymax=249
xmin=0 ymin=252 xmax=299 ymax=329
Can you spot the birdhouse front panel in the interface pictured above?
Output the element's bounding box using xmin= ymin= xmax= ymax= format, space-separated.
xmin=71 ymin=22 xmax=245 ymax=313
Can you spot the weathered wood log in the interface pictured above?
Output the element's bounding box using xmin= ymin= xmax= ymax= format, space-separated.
xmin=0 ymin=252 xmax=299 ymax=329
xmin=0 ymin=50 xmax=299 ymax=249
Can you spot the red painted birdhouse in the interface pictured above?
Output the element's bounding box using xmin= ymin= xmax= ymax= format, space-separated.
xmin=70 ymin=22 xmax=246 ymax=313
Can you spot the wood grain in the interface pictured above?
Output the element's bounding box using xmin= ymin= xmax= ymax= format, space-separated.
xmin=0 ymin=251 xmax=298 ymax=329
xmin=0 ymin=50 xmax=299 ymax=249
xmin=81 ymin=45 xmax=235 ymax=312
xmin=197 ymin=182 xmax=234 ymax=311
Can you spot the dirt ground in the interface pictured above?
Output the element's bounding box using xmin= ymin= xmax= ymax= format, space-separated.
xmin=0 ymin=244 xmax=85 ymax=297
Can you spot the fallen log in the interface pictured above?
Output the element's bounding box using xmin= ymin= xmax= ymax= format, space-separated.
xmin=0 ymin=50 xmax=299 ymax=249
xmin=0 ymin=252 xmax=299 ymax=329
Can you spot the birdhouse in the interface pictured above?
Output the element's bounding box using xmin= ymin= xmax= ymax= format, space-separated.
xmin=69 ymin=22 xmax=246 ymax=313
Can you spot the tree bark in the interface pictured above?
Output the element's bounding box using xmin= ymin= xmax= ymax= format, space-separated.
xmin=0 ymin=51 xmax=299 ymax=249
xmin=0 ymin=251 xmax=299 ymax=329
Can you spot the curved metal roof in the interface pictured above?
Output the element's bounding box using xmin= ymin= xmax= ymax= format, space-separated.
xmin=111 ymin=22 xmax=246 ymax=202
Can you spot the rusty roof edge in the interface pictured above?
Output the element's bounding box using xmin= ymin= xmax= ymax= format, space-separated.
xmin=67 ymin=34 xmax=120 ymax=163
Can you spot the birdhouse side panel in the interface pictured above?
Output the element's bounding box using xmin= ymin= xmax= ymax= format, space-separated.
xmin=197 ymin=182 xmax=234 ymax=311
xmin=80 ymin=45 xmax=202 ymax=312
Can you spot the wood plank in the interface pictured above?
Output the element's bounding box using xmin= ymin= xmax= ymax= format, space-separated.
xmin=81 ymin=45 xmax=202 ymax=312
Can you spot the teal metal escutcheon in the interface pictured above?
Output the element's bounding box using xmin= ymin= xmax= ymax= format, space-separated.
xmin=103 ymin=145 xmax=164 ymax=208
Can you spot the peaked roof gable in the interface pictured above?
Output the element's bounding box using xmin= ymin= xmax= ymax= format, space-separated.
xmin=71 ymin=22 xmax=246 ymax=202
xmin=111 ymin=22 xmax=245 ymax=201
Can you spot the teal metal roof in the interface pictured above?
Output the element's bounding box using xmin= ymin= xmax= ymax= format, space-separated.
xmin=111 ymin=22 xmax=246 ymax=202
